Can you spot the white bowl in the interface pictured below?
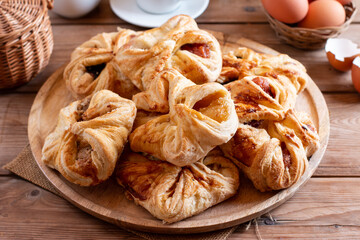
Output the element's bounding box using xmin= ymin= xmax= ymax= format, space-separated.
xmin=52 ymin=0 xmax=101 ymax=19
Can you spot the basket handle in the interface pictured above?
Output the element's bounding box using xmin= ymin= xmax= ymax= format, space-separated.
xmin=46 ymin=0 xmax=54 ymax=10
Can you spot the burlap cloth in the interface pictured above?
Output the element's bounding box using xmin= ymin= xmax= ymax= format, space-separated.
xmin=4 ymin=144 xmax=256 ymax=240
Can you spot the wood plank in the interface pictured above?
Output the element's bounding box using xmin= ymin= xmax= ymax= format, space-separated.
xmin=231 ymin=177 xmax=360 ymax=237
xmin=267 ymin=177 xmax=360 ymax=226
xmin=0 ymin=177 xmax=140 ymax=240
xmin=316 ymin=93 xmax=360 ymax=176
xmin=0 ymin=94 xmax=35 ymax=175
xmin=48 ymin=0 xmax=268 ymax=25
xmin=0 ymin=93 xmax=359 ymax=177
xmin=8 ymin=24 xmax=360 ymax=94
xmin=48 ymin=0 xmax=360 ymax=24
xmin=230 ymin=225 xmax=360 ymax=239
xmin=1 ymin=177 xmax=359 ymax=238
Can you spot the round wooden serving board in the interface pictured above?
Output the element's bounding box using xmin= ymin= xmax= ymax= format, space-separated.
xmin=28 ymin=32 xmax=330 ymax=234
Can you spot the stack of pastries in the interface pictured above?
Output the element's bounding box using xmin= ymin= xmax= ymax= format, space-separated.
xmin=42 ymin=15 xmax=319 ymax=223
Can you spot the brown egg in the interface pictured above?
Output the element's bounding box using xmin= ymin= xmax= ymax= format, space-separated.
xmin=262 ymin=0 xmax=309 ymax=24
xmin=298 ymin=0 xmax=346 ymax=28
xmin=325 ymin=38 xmax=360 ymax=72
xmin=351 ymin=57 xmax=360 ymax=93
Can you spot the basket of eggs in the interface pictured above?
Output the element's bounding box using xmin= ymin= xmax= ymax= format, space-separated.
xmin=262 ymin=0 xmax=357 ymax=50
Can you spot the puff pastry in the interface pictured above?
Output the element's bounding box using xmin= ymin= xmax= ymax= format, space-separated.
xmin=131 ymin=69 xmax=172 ymax=113
xmin=132 ymin=110 xmax=162 ymax=130
xmin=130 ymin=69 xmax=238 ymax=167
xmin=218 ymin=47 xmax=310 ymax=95
xmin=116 ymin=152 xmax=239 ymax=223
xmin=225 ymin=75 xmax=295 ymax=123
xmin=269 ymin=109 xmax=320 ymax=158
xmin=64 ymin=30 xmax=140 ymax=99
xmin=115 ymin=15 xmax=222 ymax=112
xmin=221 ymin=109 xmax=319 ymax=192
xmin=42 ymin=90 xmax=136 ymax=186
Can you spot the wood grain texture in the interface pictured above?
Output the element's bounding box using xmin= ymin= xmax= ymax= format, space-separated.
xmin=26 ymin=35 xmax=329 ymax=234
xmin=48 ymin=0 xmax=267 ymax=25
xmin=1 ymin=177 xmax=359 ymax=239
xmin=0 ymin=177 xmax=139 ymax=240
xmin=316 ymin=93 xmax=360 ymax=176
xmin=10 ymin=24 xmax=360 ymax=94
xmin=0 ymin=94 xmax=35 ymax=175
xmin=48 ymin=0 xmax=360 ymax=25
xmin=230 ymin=225 xmax=360 ymax=239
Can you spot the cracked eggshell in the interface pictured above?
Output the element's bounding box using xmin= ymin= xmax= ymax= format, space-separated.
xmin=351 ymin=57 xmax=360 ymax=93
xmin=325 ymin=38 xmax=360 ymax=72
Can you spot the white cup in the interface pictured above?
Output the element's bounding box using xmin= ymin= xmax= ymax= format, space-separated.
xmin=52 ymin=0 xmax=101 ymax=19
xmin=136 ymin=0 xmax=181 ymax=14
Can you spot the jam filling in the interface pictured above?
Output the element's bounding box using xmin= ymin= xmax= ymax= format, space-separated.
xmin=252 ymin=77 xmax=275 ymax=98
xmin=193 ymin=92 xmax=229 ymax=123
xmin=85 ymin=63 xmax=106 ymax=79
xmin=76 ymin=98 xmax=91 ymax=121
xmin=281 ymin=142 xmax=291 ymax=168
xmin=75 ymin=141 xmax=99 ymax=184
xmin=302 ymin=124 xmax=316 ymax=132
xmin=244 ymin=120 xmax=263 ymax=128
xmin=181 ymin=43 xmax=210 ymax=58
xmin=77 ymin=144 xmax=92 ymax=168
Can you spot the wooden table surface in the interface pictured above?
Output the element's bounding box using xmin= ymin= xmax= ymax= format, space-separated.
xmin=1 ymin=0 xmax=360 ymax=239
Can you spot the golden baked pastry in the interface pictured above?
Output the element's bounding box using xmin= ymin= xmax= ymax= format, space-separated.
xmin=115 ymin=15 xmax=222 ymax=112
xmin=218 ymin=47 xmax=310 ymax=95
xmin=132 ymin=110 xmax=162 ymax=130
xmin=64 ymin=30 xmax=140 ymax=100
xmin=225 ymin=75 xmax=295 ymax=123
xmin=42 ymin=90 xmax=136 ymax=186
xmin=269 ymin=109 xmax=320 ymax=158
xmin=130 ymin=70 xmax=238 ymax=167
xmin=218 ymin=47 xmax=266 ymax=84
xmin=221 ymin=68 xmax=319 ymax=191
xmin=116 ymin=152 xmax=239 ymax=223
xmin=221 ymin=109 xmax=319 ymax=192
xmin=131 ymin=69 xmax=172 ymax=113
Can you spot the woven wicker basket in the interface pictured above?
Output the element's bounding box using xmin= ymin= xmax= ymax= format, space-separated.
xmin=0 ymin=0 xmax=54 ymax=89
xmin=264 ymin=2 xmax=357 ymax=50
